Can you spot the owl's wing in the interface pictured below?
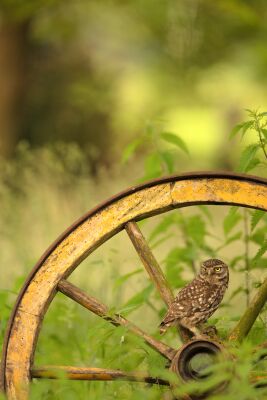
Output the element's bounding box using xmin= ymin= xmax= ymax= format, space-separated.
xmin=178 ymin=282 xmax=220 ymax=313
xmin=160 ymin=286 xmax=193 ymax=325
xmin=161 ymin=282 xmax=220 ymax=326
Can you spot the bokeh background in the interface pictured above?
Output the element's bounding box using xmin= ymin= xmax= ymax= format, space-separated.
xmin=0 ymin=2 xmax=267 ymax=398
xmin=1 ymin=0 xmax=267 ymax=165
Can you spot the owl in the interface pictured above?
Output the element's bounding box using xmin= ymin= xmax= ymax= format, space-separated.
xmin=159 ymin=259 xmax=229 ymax=336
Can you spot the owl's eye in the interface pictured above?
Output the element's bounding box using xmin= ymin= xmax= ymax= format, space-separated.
xmin=214 ymin=267 xmax=221 ymax=272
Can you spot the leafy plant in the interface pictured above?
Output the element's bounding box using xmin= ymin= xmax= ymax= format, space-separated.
xmin=230 ymin=108 xmax=267 ymax=172
xmin=118 ymin=112 xmax=267 ymax=398
xmin=122 ymin=122 xmax=189 ymax=180
xmin=0 ymin=112 xmax=266 ymax=399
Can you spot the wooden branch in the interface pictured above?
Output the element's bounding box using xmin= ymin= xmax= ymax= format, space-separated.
xmin=229 ymin=276 xmax=267 ymax=342
xmin=27 ymin=364 xmax=257 ymax=391
xmin=57 ymin=279 xmax=176 ymax=360
xmin=31 ymin=365 xmax=169 ymax=385
xmin=125 ymin=221 xmax=190 ymax=342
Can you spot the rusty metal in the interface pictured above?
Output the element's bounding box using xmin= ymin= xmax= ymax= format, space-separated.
xmin=170 ymin=339 xmax=224 ymax=382
xmin=58 ymin=279 xmax=176 ymax=360
xmin=31 ymin=365 xmax=169 ymax=385
xmin=1 ymin=172 xmax=267 ymax=400
xmin=170 ymin=339 xmax=228 ymax=399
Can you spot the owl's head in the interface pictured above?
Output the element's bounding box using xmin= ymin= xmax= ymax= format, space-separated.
xmin=199 ymin=259 xmax=229 ymax=285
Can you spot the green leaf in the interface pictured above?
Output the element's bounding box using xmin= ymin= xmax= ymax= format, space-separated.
xmin=121 ymin=284 xmax=153 ymax=314
xmin=197 ymin=205 xmax=214 ymax=224
xmin=245 ymin=157 xmax=261 ymax=172
xmin=164 ymin=248 xmax=189 ymax=288
xmin=229 ymin=287 xmax=245 ymax=301
xmin=121 ymin=138 xmax=142 ymax=163
xmin=223 ymin=207 xmax=241 ymax=236
xmin=160 ymin=151 xmax=174 ymax=173
xmin=143 ymin=153 xmax=162 ymax=180
xmin=230 ymin=255 xmax=243 ymax=270
xmin=252 ymin=240 xmax=267 ymax=266
xmin=245 ymin=108 xmax=254 ymax=115
xmin=149 ymin=215 xmax=175 ymax=242
xmin=165 ymin=246 xmax=197 ymax=267
xmin=251 ymin=257 xmax=267 ymax=269
xmin=217 ymin=231 xmax=242 ymax=251
xmin=186 ymin=215 xmax=206 ymax=245
xmin=251 ymin=226 xmax=265 ymax=245
xmin=229 ymin=123 xmax=244 ymax=139
xmin=160 ymin=132 xmax=189 ymax=155
xmin=150 ymin=233 xmax=173 ymax=250
xmin=251 ymin=210 xmax=265 ymax=232
xmin=238 ymin=144 xmax=260 ymax=172
xmin=261 ymin=128 xmax=267 ymax=140
xmin=241 ymin=120 xmax=254 ymax=138
xmin=225 ymin=232 xmax=242 ymax=246
xmin=115 ymin=269 xmax=143 ymax=287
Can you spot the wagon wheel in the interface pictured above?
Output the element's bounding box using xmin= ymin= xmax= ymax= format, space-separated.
xmin=1 ymin=172 xmax=267 ymax=400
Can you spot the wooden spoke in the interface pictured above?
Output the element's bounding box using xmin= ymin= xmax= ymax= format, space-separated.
xmin=229 ymin=276 xmax=267 ymax=342
xmin=31 ymin=365 xmax=170 ymax=385
xmin=125 ymin=221 xmax=189 ymax=342
xmin=57 ymin=279 xmax=176 ymax=361
xmin=125 ymin=221 xmax=174 ymax=307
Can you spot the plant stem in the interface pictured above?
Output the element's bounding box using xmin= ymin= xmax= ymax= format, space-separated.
xmin=254 ymin=112 xmax=267 ymax=160
xmin=229 ymin=276 xmax=267 ymax=342
xmin=244 ymin=209 xmax=250 ymax=308
xmin=258 ymin=131 xmax=267 ymax=160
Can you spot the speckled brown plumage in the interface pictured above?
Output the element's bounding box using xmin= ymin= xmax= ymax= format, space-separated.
xmin=159 ymin=259 xmax=229 ymax=335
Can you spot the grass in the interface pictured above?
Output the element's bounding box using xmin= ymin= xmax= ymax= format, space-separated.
xmin=0 ymin=142 xmax=267 ymax=399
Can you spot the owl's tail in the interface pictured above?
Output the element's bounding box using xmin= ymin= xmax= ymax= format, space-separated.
xmin=159 ymin=322 xmax=169 ymax=335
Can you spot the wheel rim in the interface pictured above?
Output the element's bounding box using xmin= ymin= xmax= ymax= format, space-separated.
xmin=1 ymin=172 xmax=267 ymax=399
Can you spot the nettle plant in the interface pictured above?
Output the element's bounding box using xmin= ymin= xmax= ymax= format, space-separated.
xmin=120 ymin=109 xmax=267 ymax=398
xmin=0 ymin=112 xmax=266 ymax=400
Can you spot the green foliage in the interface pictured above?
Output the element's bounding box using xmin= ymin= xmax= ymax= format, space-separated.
xmin=0 ymin=112 xmax=267 ymax=399
xmin=230 ymin=109 xmax=267 ymax=172
xmin=238 ymin=143 xmax=260 ymax=172
xmin=251 ymin=210 xmax=265 ymax=232
xmin=223 ymin=207 xmax=241 ymax=236
xmin=252 ymin=240 xmax=267 ymax=267
xmin=118 ymin=111 xmax=267 ymax=399
xmin=160 ymin=132 xmax=189 ymax=155
xmin=121 ymin=139 xmax=143 ymax=164
xmin=120 ymin=284 xmax=153 ymax=314
xmin=121 ymin=122 xmax=190 ymax=179
xmin=0 ymin=0 xmax=61 ymax=21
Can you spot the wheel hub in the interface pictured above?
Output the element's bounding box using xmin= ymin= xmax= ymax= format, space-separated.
xmin=171 ymin=339 xmax=223 ymax=381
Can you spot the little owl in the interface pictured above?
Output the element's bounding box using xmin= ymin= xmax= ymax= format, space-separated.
xmin=159 ymin=259 xmax=229 ymax=336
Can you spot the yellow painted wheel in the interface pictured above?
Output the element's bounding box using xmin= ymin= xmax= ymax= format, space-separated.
xmin=1 ymin=172 xmax=267 ymax=399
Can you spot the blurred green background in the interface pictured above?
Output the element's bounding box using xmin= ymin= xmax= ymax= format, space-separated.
xmin=1 ymin=0 xmax=267 ymax=167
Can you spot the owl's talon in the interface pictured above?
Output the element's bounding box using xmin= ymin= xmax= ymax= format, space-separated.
xmin=202 ymin=325 xmax=218 ymax=337
xmin=192 ymin=333 xmax=211 ymax=341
